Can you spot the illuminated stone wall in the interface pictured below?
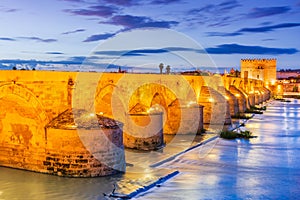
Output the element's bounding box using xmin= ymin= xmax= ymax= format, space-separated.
xmin=0 ymin=70 xmax=270 ymax=176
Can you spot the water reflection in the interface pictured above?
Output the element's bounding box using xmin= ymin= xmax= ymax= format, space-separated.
xmin=141 ymin=99 xmax=300 ymax=199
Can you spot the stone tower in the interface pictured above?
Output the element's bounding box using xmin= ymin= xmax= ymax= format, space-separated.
xmin=240 ymin=59 xmax=277 ymax=85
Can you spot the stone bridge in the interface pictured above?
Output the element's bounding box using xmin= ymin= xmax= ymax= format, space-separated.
xmin=0 ymin=70 xmax=270 ymax=177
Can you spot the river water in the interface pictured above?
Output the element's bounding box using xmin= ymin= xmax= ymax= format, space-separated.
xmin=1 ymin=99 xmax=300 ymax=200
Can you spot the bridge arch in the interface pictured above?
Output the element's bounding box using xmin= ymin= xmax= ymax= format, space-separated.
xmin=94 ymin=84 xmax=125 ymax=119
xmin=0 ymin=83 xmax=48 ymax=149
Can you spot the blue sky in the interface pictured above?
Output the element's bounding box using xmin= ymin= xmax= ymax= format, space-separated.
xmin=0 ymin=0 xmax=300 ymax=72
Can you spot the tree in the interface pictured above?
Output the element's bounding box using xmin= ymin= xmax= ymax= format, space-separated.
xmin=159 ymin=63 xmax=164 ymax=74
xmin=166 ymin=65 xmax=171 ymax=74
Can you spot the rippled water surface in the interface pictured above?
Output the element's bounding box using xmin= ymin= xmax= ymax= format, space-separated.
xmin=1 ymin=99 xmax=300 ymax=200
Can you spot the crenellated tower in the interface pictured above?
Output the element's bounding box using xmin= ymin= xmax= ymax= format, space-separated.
xmin=240 ymin=58 xmax=277 ymax=85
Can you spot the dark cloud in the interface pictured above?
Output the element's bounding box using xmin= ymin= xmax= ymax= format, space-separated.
xmin=94 ymin=48 xmax=199 ymax=56
xmin=187 ymin=0 xmax=241 ymax=27
xmin=262 ymin=38 xmax=276 ymax=41
xmin=0 ymin=6 xmax=18 ymax=13
xmin=83 ymin=33 xmax=117 ymax=42
xmin=95 ymin=50 xmax=144 ymax=56
xmin=46 ymin=52 xmax=64 ymax=55
xmin=190 ymin=0 xmax=241 ymax=14
xmin=101 ymin=0 xmax=137 ymax=6
xmin=59 ymin=0 xmax=86 ymax=3
xmin=0 ymin=37 xmax=16 ymax=41
xmin=94 ymin=44 xmax=299 ymax=57
xmin=239 ymin=23 xmax=300 ymax=33
xmin=100 ymin=15 xmax=178 ymax=29
xmin=206 ymin=23 xmax=300 ymax=37
xmin=65 ymin=5 xmax=118 ymax=18
xmin=151 ymin=0 xmax=181 ymax=4
xmin=62 ymin=29 xmax=85 ymax=35
xmin=205 ymin=32 xmax=242 ymax=37
xmin=19 ymin=37 xmax=57 ymax=43
xmin=205 ymin=44 xmax=298 ymax=55
xmin=246 ymin=6 xmax=291 ymax=18
xmin=4 ymin=8 xmax=18 ymax=12
xmin=0 ymin=59 xmax=83 ymax=66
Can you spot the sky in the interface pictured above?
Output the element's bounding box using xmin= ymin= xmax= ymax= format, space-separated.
xmin=0 ymin=0 xmax=300 ymax=72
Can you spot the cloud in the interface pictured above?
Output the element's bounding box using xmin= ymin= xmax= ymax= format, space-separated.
xmin=187 ymin=0 xmax=241 ymax=27
xmin=83 ymin=33 xmax=117 ymax=42
xmin=205 ymin=32 xmax=242 ymax=37
xmin=65 ymin=5 xmax=118 ymax=18
xmin=100 ymin=15 xmax=178 ymax=29
xmin=0 ymin=37 xmax=16 ymax=41
xmin=62 ymin=29 xmax=85 ymax=35
xmin=94 ymin=44 xmax=299 ymax=57
xmin=239 ymin=23 xmax=300 ymax=33
xmin=206 ymin=23 xmax=300 ymax=37
xmin=190 ymin=0 xmax=241 ymax=14
xmin=46 ymin=52 xmax=64 ymax=55
xmin=0 ymin=6 xmax=18 ymax=13
xmin=94 ymin=48 xmax=201 ymax=56
xmin=262 ymin=38 xmax=276 ymax=41
xmin=246 ymin=6 xmax=291 ymax=18
xmin=151 ymin=0 xmax=181 ymax=4
xmin=19 ymin=36 xmax=57 ymax=43
xmin=101 ymin=0 xmax=137 ymax=6
xmin=205 ymin=44 xmax=298 ymax=55
xmin=60 ymin=0 xmax=84 ymax=2
xmin=95 ymin=50 xmax=144 ymax=56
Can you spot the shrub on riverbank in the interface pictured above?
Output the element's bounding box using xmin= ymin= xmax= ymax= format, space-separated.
xmin=220 ymin=130 xmax=256 ymax=139
xmin=220 ymin=130 xmax=237 ymax=139
xmin=231 ymin=113 xmax=253 ymax=119
xmin=274 ymin=98 xmax=291 ymax=102
xmin=245 ymin=106 xmax=265 ymax=114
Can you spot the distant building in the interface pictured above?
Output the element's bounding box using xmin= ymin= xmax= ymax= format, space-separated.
xmin=277 ymin=71 xmax=300 ymax=79
xmin=240 ymin=59 xmax=277 ymax=85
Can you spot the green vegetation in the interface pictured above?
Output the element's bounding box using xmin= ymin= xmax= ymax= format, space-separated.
xmin=231 ymin=113 xmax=253 ymax=119
xmin=245 ymin=106 xmax=266 ymax=114
xmin=274 ymin=98 xmax=292 ymax=102
xmin=220 ymin=130 xmax=237 ymax=139
xmin=250 ymin=105 xmax=266 ymax=111
xmin=220 ymin=130 xmax=256 ymax=139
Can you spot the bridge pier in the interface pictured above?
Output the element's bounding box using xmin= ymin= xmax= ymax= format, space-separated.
xmin=199 ymin=86 xmax=231 ymax=126
xmin=229 ymin=85 xmax=247 ymax=113
xmin=217 ymin=86 xmax=238 ymax=116
xmin=248 ymin=93 xmax=255 ymax=107
xmin=123 ymin=112 xmax=164 ymax=151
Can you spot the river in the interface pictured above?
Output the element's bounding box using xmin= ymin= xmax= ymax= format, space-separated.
xmin=1 ymin=99 xmax=300 ymax=199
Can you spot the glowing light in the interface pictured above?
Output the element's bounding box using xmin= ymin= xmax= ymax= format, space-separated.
xmin=99 ymin=112 xmax=104 ymax=115
xmin=187 ymin=101 xmax=197 ymax=107
xmin=225 ymin=96 xmax=229 ymax=100
xmin=209 ymin=98 xmax=214 ymax=102
xmin=271 ymin=80 xmax=276 ymax=85
xmin=277 ymin=85 xmax=282 ymax=91
xmin=235 ymin=94 xmax=240 ymax=98
xmin=89 ymin=113 xmax=95 ymax=117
